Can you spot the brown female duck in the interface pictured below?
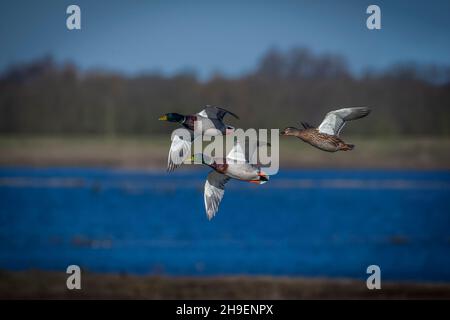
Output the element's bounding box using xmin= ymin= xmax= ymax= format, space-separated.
xmin=281 ymin=107 xmax=371 ymax=152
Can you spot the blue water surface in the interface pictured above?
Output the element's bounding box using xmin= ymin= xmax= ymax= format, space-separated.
xmin=0 ymin=167 xmax=449 ymax=281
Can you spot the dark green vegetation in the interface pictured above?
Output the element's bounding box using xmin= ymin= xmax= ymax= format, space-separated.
xmin=1 ymin=48 xmax=450 ymax=137
xmin=1 ymin=270 xmax=449 ymax=299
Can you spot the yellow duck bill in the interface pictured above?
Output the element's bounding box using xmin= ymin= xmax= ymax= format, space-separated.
xmin=158 ymin=115 xmax=168 ymax=121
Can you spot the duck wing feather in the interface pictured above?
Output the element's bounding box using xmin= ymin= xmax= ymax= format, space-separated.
xmin=204 ymin=171 xmax=230 ymax=220
xmin=197 ymin=105 xmax=239 ymax=120
xmin=167 ymin=133 xmax=193 ymax=172
xmin=318 ymin=107 xmax=370 ymax=136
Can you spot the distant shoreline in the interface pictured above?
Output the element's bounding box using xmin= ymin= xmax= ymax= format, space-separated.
xmin=1 ymin=270 xmax=449 ymax=299
xmin=0 ymin=135 xmax=449 ymax=170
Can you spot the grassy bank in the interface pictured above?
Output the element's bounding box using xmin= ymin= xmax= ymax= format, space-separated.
xmin=0 ymin=135 xmax=449 ymax=169
xmin=1 ymin=270 xmax=449 ymax=299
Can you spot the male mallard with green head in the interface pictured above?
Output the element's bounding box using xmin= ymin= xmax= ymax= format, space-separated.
xmin=281 ymin=107 xmax=371 ymax=152
xmin=159 ymin=106 xmax=238 ymax=136
xmin=159 ymin=106 xmax=239 ymax=171
xmin=190 ymin=141 xmax=269 ymax=220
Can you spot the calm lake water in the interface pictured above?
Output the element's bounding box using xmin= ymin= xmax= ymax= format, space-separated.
xmin=0 ymin=167 xmax=449 ymax=281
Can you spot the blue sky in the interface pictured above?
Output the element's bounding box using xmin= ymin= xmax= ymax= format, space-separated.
xmin=1 ymin=0 xmax=450 ymax=78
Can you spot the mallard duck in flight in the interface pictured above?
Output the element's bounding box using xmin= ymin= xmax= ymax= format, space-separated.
xmin=159 ymin=106 xmax=239 ymax=172
xmin=280 ymin=107 xmax=371 ymax=152
xmin=191 ymin=141 xmax=269 ymax=220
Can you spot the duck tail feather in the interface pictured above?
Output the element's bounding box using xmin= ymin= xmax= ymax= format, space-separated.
xmin=341 ymin=144 xmax=354 ymax=151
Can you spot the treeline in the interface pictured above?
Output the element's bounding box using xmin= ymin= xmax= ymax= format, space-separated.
xmin=1 ymin=48 xmax=449 ymax=136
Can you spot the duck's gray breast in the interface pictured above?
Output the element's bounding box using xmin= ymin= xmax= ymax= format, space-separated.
xmin=225 ymin=162 xmax=259 ymax=181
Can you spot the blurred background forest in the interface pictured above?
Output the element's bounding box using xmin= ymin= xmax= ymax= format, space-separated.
xmin=1 ymin=47 xmax=450 ymax=137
